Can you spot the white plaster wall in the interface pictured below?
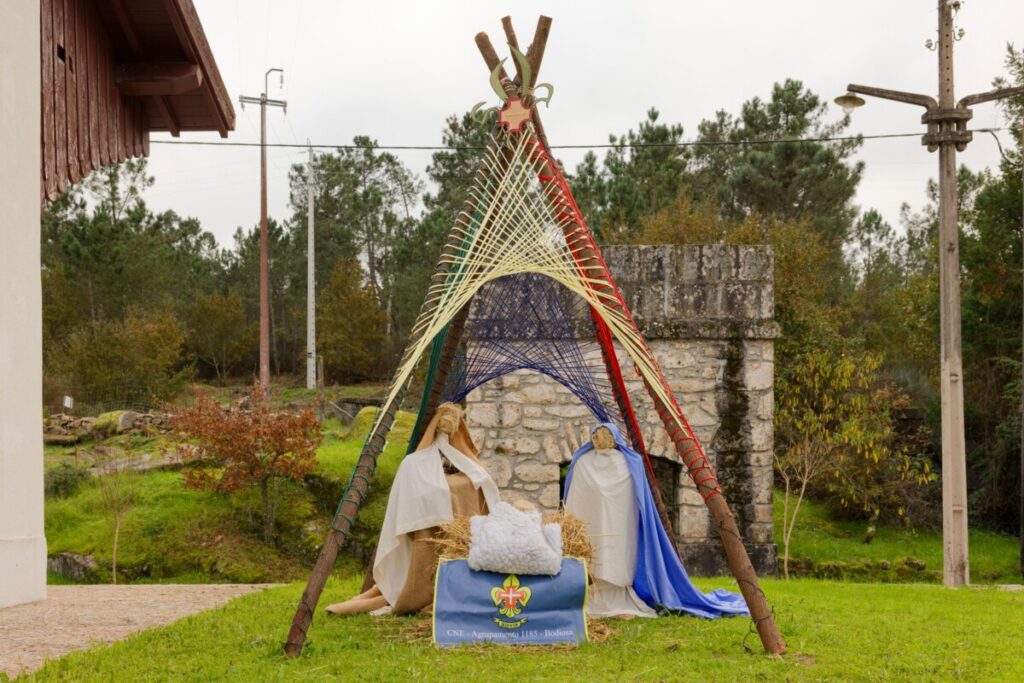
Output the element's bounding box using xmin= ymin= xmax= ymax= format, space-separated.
xmin=0 ymin=0 xmax=47 ymax=609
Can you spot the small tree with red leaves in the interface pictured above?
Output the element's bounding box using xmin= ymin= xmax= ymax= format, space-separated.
xmin=171 ymin=390 xmax=321 ymax=544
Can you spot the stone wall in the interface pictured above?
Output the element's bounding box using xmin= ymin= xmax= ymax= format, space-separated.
xmin=465 ymin=244 xmax=779 ymax=575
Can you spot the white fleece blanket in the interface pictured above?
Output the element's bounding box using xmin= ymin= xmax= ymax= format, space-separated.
xmin=468 ymin=502 xmax=563 ymax=576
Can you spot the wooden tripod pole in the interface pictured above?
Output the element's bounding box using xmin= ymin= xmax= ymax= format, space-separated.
xmin=284 ymin=109 xmax=521 ymax=657
xmin=283 ymin=222 xmax=479 ymax=656
xmin=476 ymin=18 xmax=785 ymax=655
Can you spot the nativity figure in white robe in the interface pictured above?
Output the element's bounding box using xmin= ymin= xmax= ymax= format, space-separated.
xmin=564 ymin=425 xmax=656 ymax=619
xmin=325 ymin=403 xmax=499 ymax=616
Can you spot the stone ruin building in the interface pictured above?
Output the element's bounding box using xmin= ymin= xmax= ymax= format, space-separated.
xmin=465 ymin=244 xmax=778 ymax=575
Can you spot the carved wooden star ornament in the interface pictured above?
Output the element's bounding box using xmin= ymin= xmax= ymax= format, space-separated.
xmin=498 ymin=97 xmax=533 ymax=132
xmin=471 ymin=42 xmax=554 ymax=131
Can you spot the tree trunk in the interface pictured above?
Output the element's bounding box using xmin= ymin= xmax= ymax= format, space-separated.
xmin=261 ymin=478 xmax=274 ymax=545
xmin=111 ymin=515 xmax=121 ymax=585
xmin=782 ymin=478 xmax=791 ymax=580
xmin=269 ymin=281 xmax=280 ymax=376
xmin=782 ymin=479 xmax=809 ymax=582
xmin=864 ymin=509 xmax=880 ymax=544
xmin=87 ymin=271 xmax=97 ymax=327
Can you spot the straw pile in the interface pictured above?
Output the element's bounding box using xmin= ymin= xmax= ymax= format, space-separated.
xmin=433 ymin=511 xmax=593 ymax=566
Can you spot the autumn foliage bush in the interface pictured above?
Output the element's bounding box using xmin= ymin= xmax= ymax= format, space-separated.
xmin=170 ymin=390 xmax=322 ymax=544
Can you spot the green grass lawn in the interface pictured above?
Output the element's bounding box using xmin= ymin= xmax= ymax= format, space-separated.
xmin=775 ymin=492 xmax=1021 ymax=583
xmin=43 ymin=408 xmax=414 ymax=583
xmin=314 ymin=409 xmax=413 ymax=482
xmin=30 ymin=404 xmax=1024 ymax=680
xmin=46 ymin=469 xmax=310 ymax=583
xmin=18 ymin=576 xmax=1024 ymax=682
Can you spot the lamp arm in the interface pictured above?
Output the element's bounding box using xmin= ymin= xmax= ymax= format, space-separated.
xmin=847 ymin=84 xmax=937 ymax=110
xmin=959 ymin=86 xmax=1024 ymax=109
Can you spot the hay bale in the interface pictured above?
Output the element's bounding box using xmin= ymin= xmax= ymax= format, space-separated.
xmin=435 ymin=511 xmax=593 ymax=566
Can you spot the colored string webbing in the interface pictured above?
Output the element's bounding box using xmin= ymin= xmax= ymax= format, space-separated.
xmin=522 ymin=132 xmax=723 ymax=501
xmin=358 ymin=124 xmax=721 ymax=505
xmin=437 ymin=272 xmax=622 ymax=426
xmin=406 ymin=322 xmax=450 ymax=455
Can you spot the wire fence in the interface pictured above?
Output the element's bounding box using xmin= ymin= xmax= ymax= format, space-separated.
xmin=43 ymin=379 xmax=169 ymax=417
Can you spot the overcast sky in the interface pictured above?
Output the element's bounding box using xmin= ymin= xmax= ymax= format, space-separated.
xmin=142 ymin=1 xmax=1023 ymax=248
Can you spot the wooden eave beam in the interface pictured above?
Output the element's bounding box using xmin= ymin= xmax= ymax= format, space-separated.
xmin=116 ymin=63 xmax=202 ymax=97
xmin=108 ymin=0 xmax=144 ymax=56
xmin=150 ymin=93 xmax=181 ymax=137
xmin=105 ymin=0 xmax=179 ymax=139
xmin=161 ymin=0 xmax=235 ymax=136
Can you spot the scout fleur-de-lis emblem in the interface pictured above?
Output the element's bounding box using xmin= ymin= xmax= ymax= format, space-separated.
xmin=491 ymin=574 xmax=531 ymax=618
xmin=471 ymin=43 xmax=554 ymax=132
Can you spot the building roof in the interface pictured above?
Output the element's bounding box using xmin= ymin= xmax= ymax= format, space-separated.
xmin=42 ymin=0 xmax=235 ymax=201
xmin=97 ymin=0 xmax=235 ymax=137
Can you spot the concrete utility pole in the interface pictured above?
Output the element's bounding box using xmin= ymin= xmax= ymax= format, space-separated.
xmin=306 ymin=143 xmax=316 ymax=390
xmin=836 ymin=0 xmax=1024 ymax=587
xmin=240 ymin=68 xmax=287 ymax=396
xmin=1018 ymin=135 xmax=1024 ymax=579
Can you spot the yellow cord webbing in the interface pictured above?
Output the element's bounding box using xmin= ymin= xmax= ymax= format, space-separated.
xmin=369 ymin=127 xmax=691 ymax=449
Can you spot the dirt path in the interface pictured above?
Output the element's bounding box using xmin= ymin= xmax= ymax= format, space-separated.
xmin=0 ymin=584 xmax=274 ymax=678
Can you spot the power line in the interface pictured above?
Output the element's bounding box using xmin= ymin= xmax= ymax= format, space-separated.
xmin=149 ymin=128 xmax=1012 ymax=152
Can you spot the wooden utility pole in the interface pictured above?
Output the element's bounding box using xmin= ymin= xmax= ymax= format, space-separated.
xmin=306 ymin=143 xmax=316 ymax=390
xmin=839 ymin=0 xmax=1024 ymax=587
xmin=240 ymin=68 xmax=287 ymax=396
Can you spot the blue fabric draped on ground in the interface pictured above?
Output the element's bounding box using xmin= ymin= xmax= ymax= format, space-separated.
xmin=563 ymin=423 xmax=750 ymax=619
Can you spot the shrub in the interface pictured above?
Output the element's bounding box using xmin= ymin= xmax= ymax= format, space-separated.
xmin=187 ymin=291 xmax=255 ymax=381
xmin=318 ymin=260 xmax=387 ymax=383
xmin=96 ymin=461 xmax=139 ymax=584
xmin=775 ymin=348 xmax=935 ymax=577
xmin=56 ymin=309 xmax=190 ymax=408
xmin=170 ymin=389 xmax=322 ymax=544
xmin=45 ymin=462 xmax=91 ymax=498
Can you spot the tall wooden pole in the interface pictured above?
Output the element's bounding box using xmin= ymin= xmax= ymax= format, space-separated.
xmin=844 ymin=0 xmax=1024 ymax=588
xmin=240 ymin=69 xmax=286 ymax=396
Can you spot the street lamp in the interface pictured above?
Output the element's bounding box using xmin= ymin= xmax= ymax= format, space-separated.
xmin=838 ymin=0 xmax=1024 ymax=588
xmin=833 ymin=92 xmax=865 ymax=115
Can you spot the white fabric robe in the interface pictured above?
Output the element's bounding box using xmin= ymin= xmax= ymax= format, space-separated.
xmin=372 ymin=433 xmax=500 ymax=606
xmin=565 ymin=447 xmax=657 ymax=618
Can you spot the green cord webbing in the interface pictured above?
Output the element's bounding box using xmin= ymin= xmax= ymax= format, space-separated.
xmin=406 ymin=322 xmax=450 ymax=454
xmin=328 ymin=152 xmax=494 ymax=524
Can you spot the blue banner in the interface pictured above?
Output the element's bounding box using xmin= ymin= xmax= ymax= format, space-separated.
xmin=433 ymin=558 xmax=588 ymax=646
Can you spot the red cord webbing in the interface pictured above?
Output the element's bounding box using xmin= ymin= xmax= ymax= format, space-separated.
xmin=523 ymin=130 xmax=723 ymax=502
xmin=589 ymin=308 xmax=657 ymax=480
